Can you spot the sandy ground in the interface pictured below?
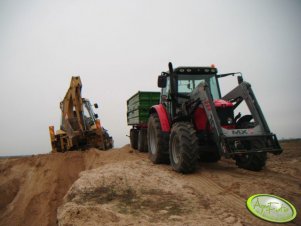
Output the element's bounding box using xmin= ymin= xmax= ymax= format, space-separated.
xmin=0 ymin=140 xmax=300 ymax=226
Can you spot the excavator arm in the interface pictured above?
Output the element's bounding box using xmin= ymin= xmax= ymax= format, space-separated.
xmin=60 ymin=76 xmax=86 ymax=137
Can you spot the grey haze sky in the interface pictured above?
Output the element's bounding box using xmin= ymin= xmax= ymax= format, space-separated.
xmin=0 ymin=0 xmax=300 ymax=156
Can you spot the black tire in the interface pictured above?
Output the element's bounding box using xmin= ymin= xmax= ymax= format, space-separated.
xmin=169 ymin=122 xmax=199 ymax=173
xmin=235 ymin=152 xmax=267 ymax=171
xmin=138 ymin=128 xmax=148 ymax=152
xmin=235 ymin=115 xmax=267 ymax=171
xmin=104 ymin=137 xmax=113 ymax=150
xmin=147 ymin=113 xmax=169 ymax=163
xmin=103 ymin=130 xmax=113 ymax=150
xmin=130 ymin=129 xmax=139 ymax=149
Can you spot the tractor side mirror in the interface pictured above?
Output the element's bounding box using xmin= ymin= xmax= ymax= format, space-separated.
xmin=94 ymin=103 xmax=98 ymax=108
xmin=158 ymin=75 xmax=167 ymax=88
xmin=94 ymin=113 xmax=98 ymax=119
xmin=237 ymin=75 xmax=243 ymax=84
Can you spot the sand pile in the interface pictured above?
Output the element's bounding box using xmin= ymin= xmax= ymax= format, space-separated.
xmin=0 ymin=141 xmax=300 ymax=226
xmin=0 ymin=146 xmax=137 ymax=226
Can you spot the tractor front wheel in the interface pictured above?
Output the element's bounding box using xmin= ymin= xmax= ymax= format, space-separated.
xmin=199 ymin=149 xmax=220 ymax=163
xmin=235 ymin=152 xmax=267 ymax=171
xmin=235 ymin=115 xmax=267 ymax=171
xmin=169 ymin=122 xmax=199 ymax=173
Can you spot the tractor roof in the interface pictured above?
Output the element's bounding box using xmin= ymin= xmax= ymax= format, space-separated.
xmin=174 ymin=67 xmax=218 ymax=74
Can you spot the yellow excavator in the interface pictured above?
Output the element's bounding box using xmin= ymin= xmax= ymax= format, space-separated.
xmin=49 ymin=76 xmax=113 ymax=152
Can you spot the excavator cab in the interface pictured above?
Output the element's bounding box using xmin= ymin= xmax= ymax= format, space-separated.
xmin=82 ymin=99 xmax=98 ymax=129
xmin=59 ymin=100 xmax=95 ymax=131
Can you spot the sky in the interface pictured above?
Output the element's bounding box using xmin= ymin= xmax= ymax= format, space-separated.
xmin=0 ymin=0 xmax=300 ymax=156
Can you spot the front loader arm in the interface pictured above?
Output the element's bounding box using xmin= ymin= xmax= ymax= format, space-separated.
xmin=190 ymin=81 xmax=225 ymax=154
xmin=190 ymin=80 xmax=282 ymax=157
xmin=222 ymin=81 xmax=270 ymax=134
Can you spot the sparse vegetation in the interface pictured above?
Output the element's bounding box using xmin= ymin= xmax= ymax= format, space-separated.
xmin=69 ymin=180 xmax=187 ymax=220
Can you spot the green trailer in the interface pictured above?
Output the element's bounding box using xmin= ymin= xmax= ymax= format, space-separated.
xmin=127 ymin=91 xmax=160 ymax=151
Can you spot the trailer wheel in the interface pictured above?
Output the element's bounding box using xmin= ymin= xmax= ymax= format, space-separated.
xmin=169 ymin=122 xmax=199 ymax=173
xmin=138 ymin=128 xmax=148 ymax=152
xmin=147 ymin=113 xmax=169 ymax=163
xmin=130 ymin=129 xmax=139 ymax=149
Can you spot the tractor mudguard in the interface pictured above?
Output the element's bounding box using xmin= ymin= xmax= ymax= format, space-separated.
xmin=150 ymin=104 xmax=170 ymax=132
xmin=194 ymin=107 xmax=208 ymax=131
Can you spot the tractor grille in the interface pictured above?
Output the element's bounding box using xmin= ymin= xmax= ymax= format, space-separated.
xmin=216 ymin=107 xmax=234 ymax=126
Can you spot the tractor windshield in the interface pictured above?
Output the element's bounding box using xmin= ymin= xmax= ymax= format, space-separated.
xmin=178 ymin=74 xmax=220 ymax=99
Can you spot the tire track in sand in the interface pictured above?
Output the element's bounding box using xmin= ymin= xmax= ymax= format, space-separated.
xmin=180 ymin=173 xmax=270 ymax=226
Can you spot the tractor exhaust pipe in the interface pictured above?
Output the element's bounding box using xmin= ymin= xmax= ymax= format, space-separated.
xmin=168 ymin=62 xmax=174 ymax=73
xmin=168 ymin=62 xmax=177 ymax=117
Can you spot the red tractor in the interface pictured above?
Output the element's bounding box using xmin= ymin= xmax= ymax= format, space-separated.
xmin=147 ymin=63 xmax=282 ymax=173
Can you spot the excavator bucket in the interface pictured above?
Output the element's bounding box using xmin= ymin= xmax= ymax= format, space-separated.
xmin=49 ymin=126 xmax=57 ymax=152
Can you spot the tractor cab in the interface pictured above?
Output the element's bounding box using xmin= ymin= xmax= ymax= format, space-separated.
xmin=159 ymin=66 xmax=220 ymax=100
xmin=173 ymin=66 xmax=221 ymax=99
xmin=157 ymin=65 xmax=234 ymax=129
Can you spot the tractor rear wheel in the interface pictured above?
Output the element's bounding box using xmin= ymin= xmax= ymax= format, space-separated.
xmin=130 ymin=129 xmax=139 ymax=149
xmin=169 ymin=122 xmax=199 ymax=173
xmin=138 ymin=128 xmax=148 ymax=152
xmin=147 ymin=113 xmax=169 ymax=163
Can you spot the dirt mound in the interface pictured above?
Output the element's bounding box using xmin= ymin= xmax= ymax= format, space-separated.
xmin=0 ymin=141 xmax=300 ymax=226
xmin=0 ymin=146 xmax=137 ymax=226
xmin=57 ymin=160 xmax=235 ymax=226
xmin=57 ymin=141 xmax=300 ymax=226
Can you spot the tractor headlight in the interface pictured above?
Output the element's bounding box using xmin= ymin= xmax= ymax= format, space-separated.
xmin=227 ymin=117 xmax=233 ymax=124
